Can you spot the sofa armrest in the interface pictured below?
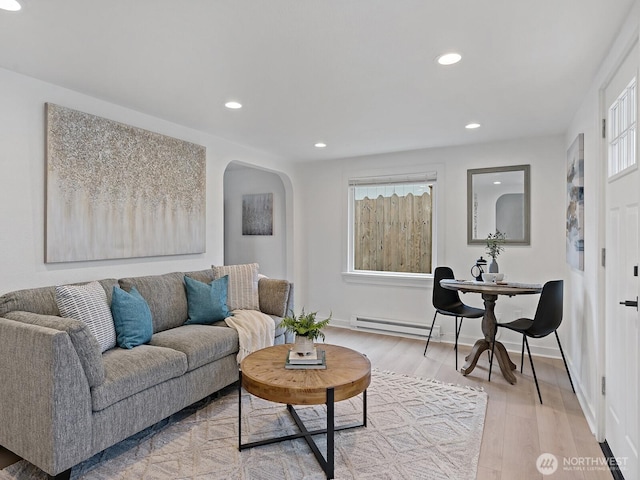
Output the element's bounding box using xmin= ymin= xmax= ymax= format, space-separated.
xmin=0 ymin=318 xmax=93 ymax=476
xmin=4 ymin=311 xmax=106 ymax=387
xmin=258 ymin=278 xmax=293 ymax=318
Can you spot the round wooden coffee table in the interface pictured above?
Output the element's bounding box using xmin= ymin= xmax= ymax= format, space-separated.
xmin=239 ymin=344 xmax=371 ymax=479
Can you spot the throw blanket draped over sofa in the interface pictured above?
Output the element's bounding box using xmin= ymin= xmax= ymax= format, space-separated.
xmin=0 ymin=265 xmax=293 ymax=478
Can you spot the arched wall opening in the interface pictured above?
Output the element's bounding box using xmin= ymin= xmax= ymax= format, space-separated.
xmin=223 ymin=161 xmax=292 ymax=280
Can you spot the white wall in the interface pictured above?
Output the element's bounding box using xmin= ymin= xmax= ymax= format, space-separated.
xmin=223 ymin=164 xmax=287 ymax=279
xmin=0 ymin=67 xmax=291 ymax=293
xmin=294 ymin=135 xmax=567 ymax=355
xmin=564 ymin=0 xmax=640 ymax=439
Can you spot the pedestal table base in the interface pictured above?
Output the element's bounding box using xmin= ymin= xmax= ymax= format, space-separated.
xmin=460 ymin=338 xmax=517 ymax=384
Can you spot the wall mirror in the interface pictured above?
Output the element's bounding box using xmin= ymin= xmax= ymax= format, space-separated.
xmin=467 ymin=164 xmax=530 ymax=245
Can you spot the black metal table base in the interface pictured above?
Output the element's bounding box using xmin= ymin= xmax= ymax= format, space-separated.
xmin=238 ymin=371 xmax=367 ymax=480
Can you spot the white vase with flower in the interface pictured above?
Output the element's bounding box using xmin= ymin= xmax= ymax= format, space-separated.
xmin=485 ymin=230 xmax=506 ymax=273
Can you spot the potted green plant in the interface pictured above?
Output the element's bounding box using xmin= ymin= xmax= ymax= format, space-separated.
xmin=485 ymin=230 xmax=506 ymax=273
xmin=279 ymin=309 xmax=331 ymax=355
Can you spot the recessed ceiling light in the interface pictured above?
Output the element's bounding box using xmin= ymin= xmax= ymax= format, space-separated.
xmin=224 ymin=101 xmax=242 ymax=109
xmin=0 ymin=0 xmax=21 ymax=11
xmin=493 ymin=181 xmax=502 ymax=185
xmin=465 ymin=123 xmax=481 ymax=129
xmin=437 ymin=53 xmax=461 ymax=66
xmin=314 ymin=142 xmax=327 ymax=148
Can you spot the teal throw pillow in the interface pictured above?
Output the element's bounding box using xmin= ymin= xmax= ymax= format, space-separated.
xmin=111 ymin=286 xmax=154 ymax=349
xmin=184 ymin=275 xmax=232 ymax=325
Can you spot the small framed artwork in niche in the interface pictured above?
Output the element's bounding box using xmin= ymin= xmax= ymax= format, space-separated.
xmin=467 ymin=164 xmax=531 ymax=245
xmin=242 ymin=193 xmax=273 ymax=235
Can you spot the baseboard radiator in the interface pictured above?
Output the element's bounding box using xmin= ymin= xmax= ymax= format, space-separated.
xmin=350 ymin=315 xmax=439 ymax=340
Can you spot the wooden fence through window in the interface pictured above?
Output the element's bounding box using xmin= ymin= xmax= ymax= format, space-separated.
xmin=354 ymin=190 xmax=432 ymax=273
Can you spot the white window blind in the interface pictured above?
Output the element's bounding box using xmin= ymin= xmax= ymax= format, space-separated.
xmin=608 ymin=77 xmax=637 ymax=177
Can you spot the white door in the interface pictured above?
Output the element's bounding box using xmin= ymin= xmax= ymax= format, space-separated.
xmin=605 ymin=41 xmax=639 ymax=479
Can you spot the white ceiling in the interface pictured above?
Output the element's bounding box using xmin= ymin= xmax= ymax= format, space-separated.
xmin=0 ymin=0 xmax=635 ymax=162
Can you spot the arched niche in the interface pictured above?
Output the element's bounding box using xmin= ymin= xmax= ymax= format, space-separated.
xmin=223 ymin=161 xmax=293 ymax=280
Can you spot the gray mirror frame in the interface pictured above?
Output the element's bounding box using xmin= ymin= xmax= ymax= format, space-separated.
xmin=467 ymin=164 xmax=531 ymax=245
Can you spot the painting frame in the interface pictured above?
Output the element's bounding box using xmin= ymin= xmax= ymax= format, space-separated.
xmin=45 ymin=103 xmax=206 ymax=263
xmin=242 ymin=193 xmax=273 ymax=236
xmin=566 ymin=133 xmax=585 ymax=271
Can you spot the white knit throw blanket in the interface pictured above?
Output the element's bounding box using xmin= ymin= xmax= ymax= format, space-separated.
xmin=225 ymin=310 xmax=275 ymax=363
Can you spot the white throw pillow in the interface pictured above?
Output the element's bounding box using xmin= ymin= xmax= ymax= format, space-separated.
xmin=56 ymin=281 xmax=117 ymax=352
xmin=212 ymin=263 xmax=259 ymax=311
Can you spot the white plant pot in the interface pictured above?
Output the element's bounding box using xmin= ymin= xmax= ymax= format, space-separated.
xmin=293 ymin=335 xmax=315 ymax=355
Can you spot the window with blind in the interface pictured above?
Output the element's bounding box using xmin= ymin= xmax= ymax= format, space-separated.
xmin=348 ymin=173 xmax=436 ymax=275
xmin=608 ymin=77 xmax=637 ymax=177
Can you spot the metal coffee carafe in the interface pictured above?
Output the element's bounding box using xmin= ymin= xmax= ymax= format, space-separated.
xmin=470 ymin=256 xmax=487 ymax=282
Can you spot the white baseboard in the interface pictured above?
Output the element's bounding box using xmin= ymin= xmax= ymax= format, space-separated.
xmin=328 ymin=316 xmax=437 ymax=341
xmin=330 ymin=317 xmax=563 ymax=358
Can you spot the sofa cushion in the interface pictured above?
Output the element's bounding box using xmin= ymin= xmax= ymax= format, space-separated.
xmin=184 ymin=275 xmax=231 ymax=325
xmin=119 ymin=272 xmax=187 ymax=333
xmin=0 ymin=285 xmax=59 ymax=317
xmin=92 ymin=345 xmax=187 ymax=411
xmin=184 ymin=268 xmax=215 ymax=284
xmin=149 ymin=325 xmax=238 ymax=372
xmin=212 ymin=263 xmax=259 ymax=311
xmin=3 ymin=311 xmax=106 ymax=387
xmin=0 ymin=279 xmax=118 ymax=317
xmin=258 ymin=278 xmax=291 ymax=317
xmin=111 ymin=286 xmax=153 ymax=349
xmin=55 ymin=281 xmax=117 ymax=352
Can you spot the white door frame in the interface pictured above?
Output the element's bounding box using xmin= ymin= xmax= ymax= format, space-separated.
xmin=597 ymin=32 xmax=640 ymax=445
xmin=596 ymin=85 xmax=607 ymax=443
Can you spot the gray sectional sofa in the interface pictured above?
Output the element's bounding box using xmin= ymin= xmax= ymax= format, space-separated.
xmin=0 ymin=268 xmax=293 ymax=479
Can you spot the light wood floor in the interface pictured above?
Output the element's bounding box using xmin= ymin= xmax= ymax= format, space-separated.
xmin=322 ymin=326 xmax=612 ymax=480
xmin=0 ymin=326 xmax=612 ymax=479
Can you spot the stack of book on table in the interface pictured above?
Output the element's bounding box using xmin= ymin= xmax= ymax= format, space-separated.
xmin=285 ymin=348 xmax=326 ymax=369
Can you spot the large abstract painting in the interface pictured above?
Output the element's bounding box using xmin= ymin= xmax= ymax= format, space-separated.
xmin=566 ymin=133 xmax=584 ymax=271
xmin=46 ymin=103 xmax=206 ymax=262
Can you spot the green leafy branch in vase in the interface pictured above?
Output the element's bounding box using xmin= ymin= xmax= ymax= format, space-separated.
xmin=485 ymin=230 xmax=506 ymax=259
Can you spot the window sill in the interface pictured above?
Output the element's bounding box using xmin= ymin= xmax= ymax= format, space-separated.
xmin=608 ymin=162 xmax=638 ymax=182
xmin=341 ymin=271 xmax=433 ymax=288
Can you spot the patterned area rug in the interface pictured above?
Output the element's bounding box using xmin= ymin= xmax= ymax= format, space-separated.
xmin=0 ymin=370 xmax=487 ymax=479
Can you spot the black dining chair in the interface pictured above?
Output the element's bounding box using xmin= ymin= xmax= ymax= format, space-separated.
xmin=488 ymin=280 xmax=575 ymax=404
xmin=424 ymin=266 xmax=485 ymax=370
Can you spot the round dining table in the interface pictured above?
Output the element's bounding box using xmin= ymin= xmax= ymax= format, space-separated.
xmin=440 ymin=279 xmax=542 ymax=384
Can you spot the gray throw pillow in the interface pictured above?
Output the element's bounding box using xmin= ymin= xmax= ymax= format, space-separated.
xmin=56 ymin=281 xmax=116 ymax=352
